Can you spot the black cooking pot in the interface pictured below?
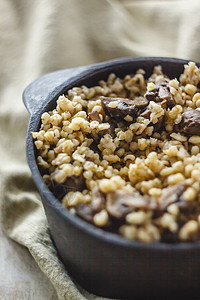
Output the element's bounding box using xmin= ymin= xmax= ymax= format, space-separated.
xmin=23 ymin=57 xmax=200 ymax=300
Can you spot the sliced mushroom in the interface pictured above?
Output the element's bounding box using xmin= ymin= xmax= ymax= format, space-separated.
xmin=145 ymin=90 xmax=158 ymax=102
xmin=98 ymin=118 xmax=118 ymax=139
xmin=140 ymin=107 xmax=151 ymax=118
xmin=106 ymin=192 xmax=133 ymax=219
xmin=88 ymin=117 xmax=117 ymax=149
xmin=106 ymin=190 xmax=156 ymax=219
xmin=178 ymin=109 xmax=200 ymax=136
xmin=154 ymin=115 xmax=165 ymax=132
xmin=50 ymin=171 xmax=86 ymax=199
xmin=158 ymin=182 xmax=190 ymax=211
xmin=100 ymin=96 xmax=149 ymax=122
xmin=145 ymin=80 xmax=175 ymax=108
xmin=76 ymin=203 xmax=93 ymax=222
xmin=157 ymin=81 xmax=175 ymax=108
xmin=88 ymin=111 xmax=102 ymax=123
xmin=140 ymin=100 xmax=166 ymax=122
xmin=90 ymin=186 xmax=105 ymax=213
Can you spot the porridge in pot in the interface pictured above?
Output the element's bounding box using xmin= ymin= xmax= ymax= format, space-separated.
xmin=32 ymin=62 xmax=200 ymax=243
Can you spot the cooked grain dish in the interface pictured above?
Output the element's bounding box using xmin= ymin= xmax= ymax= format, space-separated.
xmin=33 ymin=62 xmax=200 ymax=243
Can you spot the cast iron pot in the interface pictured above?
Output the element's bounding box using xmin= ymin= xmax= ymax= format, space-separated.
xmin=23 ymin=57 xmax=200 ymax=300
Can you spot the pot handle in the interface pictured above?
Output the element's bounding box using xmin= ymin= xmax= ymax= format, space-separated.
xmin=22 ymin=66 xmax=87 ymax=115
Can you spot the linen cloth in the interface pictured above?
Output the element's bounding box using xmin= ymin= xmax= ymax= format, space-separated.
xmin=1 ymin=0 xmax=200 ymax=299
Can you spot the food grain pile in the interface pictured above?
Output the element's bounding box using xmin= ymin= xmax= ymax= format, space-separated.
xmin=33 ymin=62 xmax=200 ymax=243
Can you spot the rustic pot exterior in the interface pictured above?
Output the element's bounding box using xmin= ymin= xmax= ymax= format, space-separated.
xmin=23 ymin=57 xmax=200 ymax=299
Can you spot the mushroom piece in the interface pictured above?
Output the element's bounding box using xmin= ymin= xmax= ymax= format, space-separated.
xmin=154 ymin=114 xmax=165 ymax=132
xmin=76 ymin=203 xmax=94 ymax=223
xmin=158 ymin=182 xmax=190 ymax=211
xmin=98 ymin=118 xmax=118 ymax=139
xmin=88 ymin=111 xmax=102 ymax=123
xmin=140 ymin=107 xmax=151 ymax=118
xmin=106 ymin=190 xmax=156 ymax=219
xmin=141 ymin=100 xmax=166 ymax=132
xmin=157 ymin=81 xmax=175 ymax=108
xmin=50 ymin=171 xmax=86 ymax=199
xmin=88 ymin=118 xmax=117 ymax=151
xmin=100 ymin=96 xmax=149 ymax=122
xmin=90 ymin=186 xmax=105 ymax=213
xmin=145 ymin=80 xmax=175 ymax=108
xmin=178 ymin=109 xmax=200 ymax=136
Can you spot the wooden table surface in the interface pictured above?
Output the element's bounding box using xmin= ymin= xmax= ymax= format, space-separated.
xmin=0 ymin=226 xmax=58 ymax=300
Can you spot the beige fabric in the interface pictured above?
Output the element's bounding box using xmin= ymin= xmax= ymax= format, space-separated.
xmin=1 ymin=0 xmax=200 ymax=299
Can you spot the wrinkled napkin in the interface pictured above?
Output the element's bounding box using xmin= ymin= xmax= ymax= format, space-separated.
xmin=1 ymin=0 xmax=200 ymax=299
